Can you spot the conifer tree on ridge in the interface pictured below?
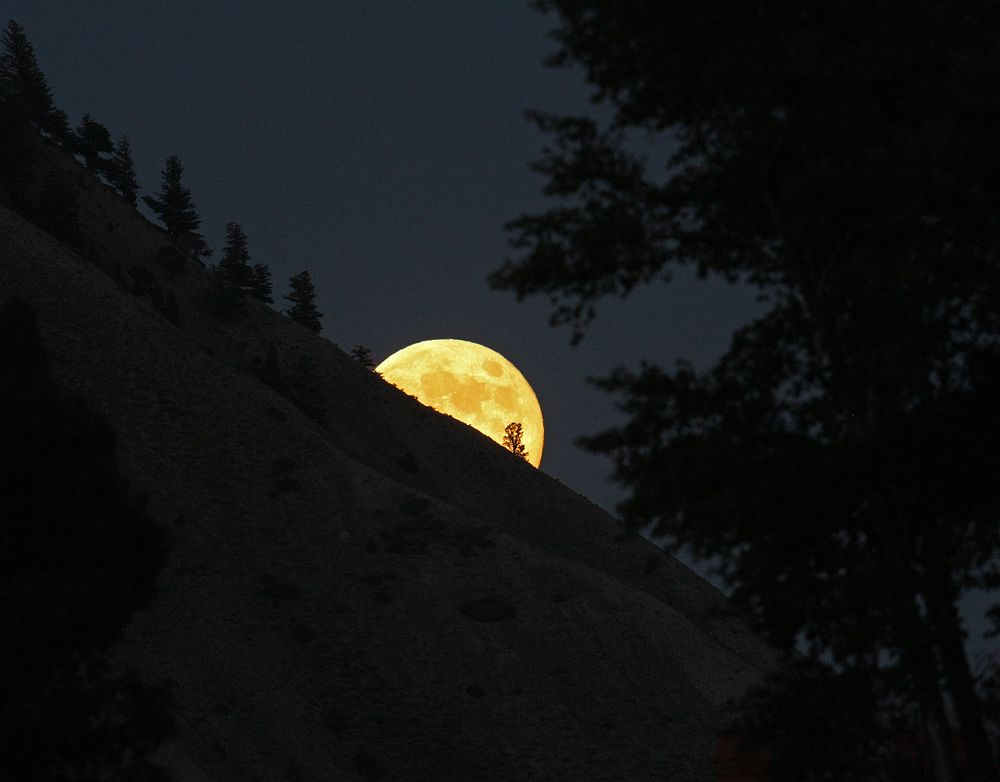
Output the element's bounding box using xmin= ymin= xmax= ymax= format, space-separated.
xmin=142 ymin=155 xmax=210 ymax=258
xmin=251 ymin=263 xmax=273 ymax=304
xmin=0 ymin=20 xmax=70 ymax=141
xmin=109 ymin=134 xmax=139 ymax=206
xmin=283 ymin=271 xmax=323 ymax=333
xmin=74 ymin=113 xmax=114 ymax=177
xmin=220 ymin=221 xmax=254 ymax=289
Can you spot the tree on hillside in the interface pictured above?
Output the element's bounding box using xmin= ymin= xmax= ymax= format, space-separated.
xmin=0 ymin=20 xmax=70 ymax=141
xmin=74 ymin=113 xmax=114 ymax=177
xmin=219 ymin=221 xmax=254 ymax=290
xmin=109 ymin=134 xmax=139 ymax=206
xmin=491 ymin=3 xmax=1000 ymax=778
xmin=349 ymin=345 xmax=374 ymax=368
xmin=283 ymin=271 xmax=322 ymax=333
xmin=502 ymin=421 xmax=528 ymax=461
xmin=250 ymin=263 xmax=273 ymax=304
xmin=0 ymin=295 xmax=174 ymax=780
xmin=143 ymin=155 xmax=210 ymax=259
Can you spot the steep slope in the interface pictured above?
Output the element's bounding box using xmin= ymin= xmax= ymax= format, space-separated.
xmin=1 ymin=152 xmax=775 ymax=780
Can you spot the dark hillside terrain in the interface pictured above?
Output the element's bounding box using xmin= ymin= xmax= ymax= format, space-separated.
xmin=0 ymin=139 xmax=775 ymax=781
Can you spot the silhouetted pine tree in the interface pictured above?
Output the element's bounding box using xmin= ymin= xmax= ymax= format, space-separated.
xmin=220 ymin=221 xmax=254 ymax=289
xmin=109 ymin=134 xmax=139 ymax=205
xmin=503 ymin=421 xmax=528 ymax=460
xmin=142 ymin=155 xmax=210 ymax=258
xmin=0 ymin=295 xmax=174 ymax=780
xmin=0 ymin=20 xmax=70 ymax=141
xmin=74 ymin=113 xmax=114 ymax=177
xmin=350 ymin=345 xmax=374 ymax=368
xmin=251 ymin=263 xmax=273 ymax=303
xmin=283 ymin=271 xmax=323 ymax=333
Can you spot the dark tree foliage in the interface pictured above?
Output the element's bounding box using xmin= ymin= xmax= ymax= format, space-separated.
xmin=220 ymin=221 xmax=254 ymax=289
xmin=349 ymin=345 xmax=374 ymax=368
xmin=502 ymin=421 xmax=528 ymax=461
xmin=492 ymin=3 xmax=1000 ymax=779
xmin=142 ymin=156 xmax=210 ymax=259
xmin=283 ymin=271 xmax=323 ymax=333
xmin=0 ymin=296 xmax=173 ymax=780
xmin=74 ymin=113 xmax=114 ymax=177
xmin=250 ymin=263 xmax=273 ymax=304
xmin=110 ymin=134 xmax=140 ymax=206
xmin=0 ymin=20 xmax=70 ymax=141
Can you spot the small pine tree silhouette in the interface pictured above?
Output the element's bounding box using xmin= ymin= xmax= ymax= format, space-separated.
xmin=284 ymin=271 xmax=323 ymax=333
xmin=74 ymin=113 xmax=114 ymax=176
xmin=0 ymin=20 xmax=71 ymax=141
xmin=350 ymin=345 xmax=374 ymax=368
xmin=142 ymin=155 xmax=211 ymax=258
xmin=251 ymin=263 xmax=273 ymax=303
xmin=109 ymin=134 xmax=139 ymax=205
xmin=220 ymin=221 xmax=254 ymax=289
xmin=503 ymin=421 xmax=528 ymax=461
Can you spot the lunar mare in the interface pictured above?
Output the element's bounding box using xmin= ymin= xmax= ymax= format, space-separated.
xmin=376 ymin=339 xmax=544 ymax=467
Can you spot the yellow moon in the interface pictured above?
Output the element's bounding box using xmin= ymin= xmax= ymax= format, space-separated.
xmin=376 ymin=339 xmax=544 ymax=467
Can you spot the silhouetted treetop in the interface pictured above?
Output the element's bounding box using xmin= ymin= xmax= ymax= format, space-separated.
xmin=250 ymin=262 xmax=273 ymax=304
xmin=220 ymin=221 xmax=253 ymax=289
xmin=74 ymin=113 xmax=114 ymax=176
xmin=350 ymin=345 xmax=374 ymax=368
xmin=503 ymin=421 xmax=528 ymax=460
xmin=284 ymin=271 xmax=322 ymax=333
xmin=109 ymin=134 xmax=139 ymax=206
xmin=0 ymin=19 xmax=69 ymax=141
xmin=143 ymin=155 xmax=210 ymax=258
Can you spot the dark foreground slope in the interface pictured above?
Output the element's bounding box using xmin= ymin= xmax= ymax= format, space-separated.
xmin=0 ymin=157 xmax=775 ymax=780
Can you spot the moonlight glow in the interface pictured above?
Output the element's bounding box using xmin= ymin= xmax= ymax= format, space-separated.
xmin=376 ymin=339 xmax=544 ymax=467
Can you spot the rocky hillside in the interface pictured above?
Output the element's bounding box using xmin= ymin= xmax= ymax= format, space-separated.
xmin=0 ymin=142 xmax=776 ymax=781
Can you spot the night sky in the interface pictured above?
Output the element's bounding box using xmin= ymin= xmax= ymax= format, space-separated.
xmin=10 ymin=1 xmax=762 ymax=516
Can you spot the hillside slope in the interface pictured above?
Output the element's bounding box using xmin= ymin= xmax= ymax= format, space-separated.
xmin=0 ymin=148 xmax=775 ymax=781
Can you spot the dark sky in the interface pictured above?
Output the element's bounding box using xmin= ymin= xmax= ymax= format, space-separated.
xmin=10 ymin=1 xmax=997 ymax=667
xmin=8 ymin=1 xmax=760 ymax=515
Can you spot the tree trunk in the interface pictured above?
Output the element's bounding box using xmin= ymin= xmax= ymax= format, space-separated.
xmin=902 ymin=642 xmax=960 ymax=782
xmin=924 ymin=575 xmax=998 ymax=782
